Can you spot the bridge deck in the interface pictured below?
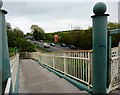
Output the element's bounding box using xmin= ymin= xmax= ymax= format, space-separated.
xmin=18 ymin=59 xmax=88 ymax=93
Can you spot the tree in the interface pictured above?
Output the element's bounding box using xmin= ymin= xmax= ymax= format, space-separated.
xmin=15 ymin=38 xmax=36 ymax=52
xmin=26 ymin=33 xmax=33 ymax=36
xmin=6 ymin=22 xmax=36 ymax=52
xmin=108 ymin=22 xmax=120 ymax=30
xmin=7 ymin=29 xmax=16 ymax=47
xmin=13 ymin=27 xmax=24 ymax=38
xmin=108 ymin=22 xmax=120 ymax=47
xmin=6 ymin=22 xmax=12 ymax=30
xmin=45 ymin=33 xmax=54 ymax=42
xmin=30 ymin=25 xmax=45 ymax=40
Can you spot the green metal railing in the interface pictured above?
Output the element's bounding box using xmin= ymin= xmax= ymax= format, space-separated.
xmin=4 ymin=54 xmax=19 ymax=93
xmin=0 ymin=1 xmax=11 ymax=94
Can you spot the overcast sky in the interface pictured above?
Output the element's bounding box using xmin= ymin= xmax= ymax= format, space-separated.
xmin=2 ymin=0 xmax=119 ymax=34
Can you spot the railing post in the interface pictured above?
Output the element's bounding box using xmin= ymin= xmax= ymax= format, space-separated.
xmin=64 ymin=53 xmax=67 ymax=74
xmin=91 ymin=2 xmax=109 ymax=94
xmin=52 ymin=53 xmax=55 ymax=68
xmin=107 ymin=33 xmax=111 ymax=89
xmin=0 ymin=2 xmax=2 ymax=94
xmin=88 ymin=52 xmax=91 ymax=88
xmin=0 ymin=1 xmax=12 ymax=94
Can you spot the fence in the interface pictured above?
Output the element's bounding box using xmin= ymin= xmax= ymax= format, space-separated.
xmin=39 ymin=50 xmax=93 ymax=87
xmin=24 ymin=50 xmax=92 ymax=88
xmin=107 ymin=46 xmax=120 ymax=92
xmin=4 ymin=46 xmax=119 ymax=93
xmin=23 ymin=46 xmax=120 ymax=93
xmin=4 ymin=54 xmax=19 ymax=93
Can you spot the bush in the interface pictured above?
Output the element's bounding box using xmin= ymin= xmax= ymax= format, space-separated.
xmin=15 ymin=38 xmax=36 ymax=52
xmin=9 ymin=47 xmax=15 ymax=57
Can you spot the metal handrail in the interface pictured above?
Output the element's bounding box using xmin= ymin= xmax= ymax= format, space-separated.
xmin=5 ymin=54 xmax=20 ymax=94
xmin=10 ymin=54 xmax=19 ymax=92
xmin=31 ymin=51 xmax=93 ymax=87
xmin=4 ymin=78 xmax=12 ymax=94
xmin=18 ymin=46 xmax=119 ymax=93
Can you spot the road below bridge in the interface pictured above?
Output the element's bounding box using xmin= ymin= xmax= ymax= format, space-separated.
xmin=31 ymin=40 xmax=75 ymax=52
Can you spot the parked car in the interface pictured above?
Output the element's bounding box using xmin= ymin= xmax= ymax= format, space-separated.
xmin=69 ymin=45 xmax=77 ymax=49
xmin=50 ymin=43 xmax=55 ymax=47
xmin=60 ymin=43 xmax=66 ymax=47
xmin=44 ymin=43 xmax=50 ymax=48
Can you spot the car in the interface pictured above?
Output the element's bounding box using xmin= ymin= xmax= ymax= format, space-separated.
xmin=27 ymin=39 xmax=30 ymax=42
xmin=60 ymin=43 xmax=66 ymax=47
xmin=40 ymin=40 xmax=43 ymax=42
xmin=43 ymin=43 xmax=50 ymax=48
xmin=69 ymin=45 xmax=77 ymax=49
xmin=50 ymin=43 xmax=55 ymax=47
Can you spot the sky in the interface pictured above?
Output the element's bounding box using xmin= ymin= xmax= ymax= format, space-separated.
xmin=2 ymin=0 xmax=119 ymax=34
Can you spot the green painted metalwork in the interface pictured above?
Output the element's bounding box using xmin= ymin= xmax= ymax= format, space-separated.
xmin=93 ymin=2 xmax=107 ymax=15
xmin=107 ymin=26 xmax=120 ymax=90
xmin=91 ymin=2 xmax=109 ymax=94
xmin=107 ymin=32 xmax=111 ymax=89
xmin=0 ymin=2 xmax=3 ymax=94
xmin=0 ymin=8 xmax=2 ymax=95
xmin=108 ymin=29 xmax=120 ymax=35
xmin=35 ymin=59 xmax=93 ymax=94
xmin=14 ymin=62 xmax=20 ymax=94
xmin=0 ymin=1 xmax=12 ymax=93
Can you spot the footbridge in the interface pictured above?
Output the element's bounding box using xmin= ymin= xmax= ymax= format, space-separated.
xmin=0 ymin=2 xmax=120 ymax=94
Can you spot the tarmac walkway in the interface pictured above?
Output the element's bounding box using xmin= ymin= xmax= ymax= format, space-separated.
xmin=18 ymin=59 xmax=88 ymax=93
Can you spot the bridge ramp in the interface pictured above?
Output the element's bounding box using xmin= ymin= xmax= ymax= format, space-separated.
xmin=18 ymin=59 xmax=88 ymax=93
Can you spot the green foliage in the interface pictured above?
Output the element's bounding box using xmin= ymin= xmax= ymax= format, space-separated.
xmin=7 ymin=22 xmax=120 ymax=52
xmin=7 ymin=22 xmax=36 ymax=52
xmin=112 ymin=33 xmax=120 ymax=47
xmin=108 ymin=22 xmax=120 ymax=30
xmin=9 ymin=47 xmax=15 ymax=57
xmin=6 ymin=22 xmax=12 ymax=30
xmin=26 ymin=33 xmax=33 ymax=36
xmin=108 ymin=22 xmax=120 ymax=47
xmin=45 ymin=22 xmax=119 ymax=49
xmin=7 ymin=29 xmax=16 ymax=47
xmin=45 ymin=33 xmax=54 ymax=42
xmin=13 ymin=27 xmax=24 ymax=38
xmin=58 ymin=29 xmax=92 ymax=50
xmin=7 ymin=25 xmax=24 ymax=47
xmin=31 ymin=24 xmax=45 ymax=40
xmin=15 ymin=38 xmax=36 ymax=52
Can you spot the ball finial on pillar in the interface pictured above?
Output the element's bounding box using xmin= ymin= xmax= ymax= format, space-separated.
xmin=0 ymin=0 xmax=3 ymax=9
xmin=93 ymin=2 xmax=107 ymax=15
